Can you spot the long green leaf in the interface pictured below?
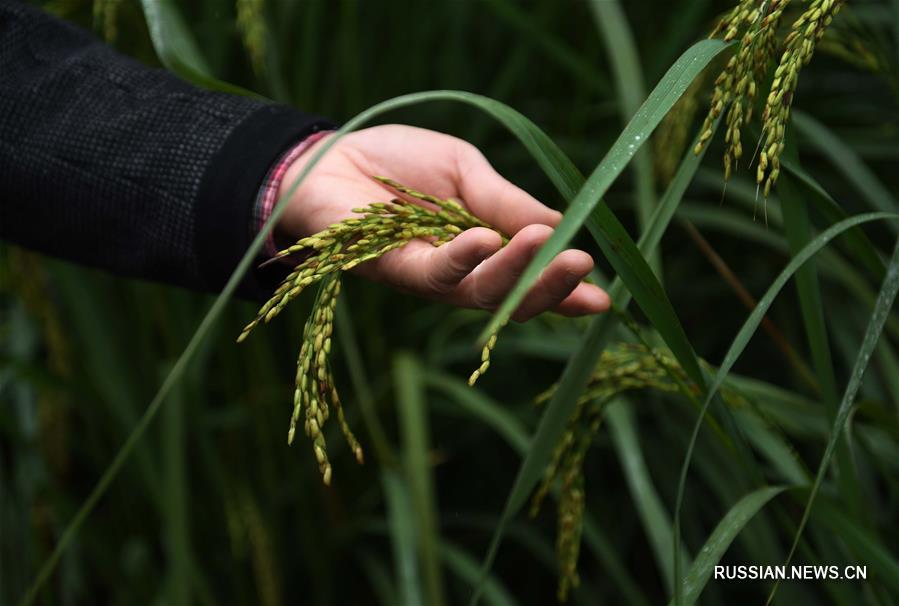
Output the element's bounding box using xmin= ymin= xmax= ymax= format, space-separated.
xmin=382 ymin=470 xmax=425 ymax=606
xmin=590 ymin=0 xmax=659 ymax=270
xmin=679 ymin=204 xmax=896 ymax=327
xmin=442 ymin=543 xmax=521 ymax=606
xmin=812 ymin=498 xmax=899 ymax=596
xmin=668 ymin=486 xmax=787 ymax=606
xmin=895 ymin=0 xmax=899 ymax=77
xmin=138 ymin=0 xmax=259 ymax=97
xmin=425 ymin=370 xmax=529 ymax=454
xmin=608 ymin=400 xmax=690 ymax=594
xmin=469 ymin=112 xmax=724 ymax=606
xmin=782 ymin=161 xmax=887 ymax=281
xmin=895 ymin=0 xmax=899 ymax=71
xmin=428 ymin=370 xmax=651 ymax=606
xmin=483 ymin=0 xmax=611 ymax=95
xmin=336 ymin=300 xmax=395 ymax=466
xmin=779 ymin=175 xmax=839 ymax=409
xmin=394 ymin=353 xmax=446 ymax=606
xmin=793 ymin=111 xmax=899 ymax=224
xmin=672 ymin=212 xmax=899 ymax=606
xmin=779 ymin=169 xmax=865 ymax=525
xmin=480 ymin=39 xmax=729 ymax=393
xmin=732 ymin=410 xmax=808 ymax=485
xmin=162 ymin=366 xmax=190 ymax=604
xmin=767 ymin=237 xmax=899 ymax=604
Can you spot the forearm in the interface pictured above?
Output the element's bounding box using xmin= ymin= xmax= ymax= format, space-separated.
xmin=0 ymin=1 xmax=332 ymax=297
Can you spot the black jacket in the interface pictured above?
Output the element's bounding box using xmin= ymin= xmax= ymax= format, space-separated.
xmin=0 ymin=1 xmax=333 ymax=297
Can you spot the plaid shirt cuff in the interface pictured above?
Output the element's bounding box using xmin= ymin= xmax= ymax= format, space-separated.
xmin=251 ymin=130 xmax=332 ymax=257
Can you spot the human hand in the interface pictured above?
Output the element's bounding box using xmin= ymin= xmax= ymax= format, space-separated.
xmin=276 ymin=124 xmax=610 ymax=321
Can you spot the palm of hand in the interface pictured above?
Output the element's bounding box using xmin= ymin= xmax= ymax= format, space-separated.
xmin=278 ymin=124 xmax=608 ymax=321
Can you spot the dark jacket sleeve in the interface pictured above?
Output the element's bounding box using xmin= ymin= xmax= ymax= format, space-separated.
xmin=0 ymin=1 xmax=333 ymax=297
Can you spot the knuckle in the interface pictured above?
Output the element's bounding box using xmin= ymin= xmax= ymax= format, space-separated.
xmin=469 ymin=283 xmax=500 ymax=312
xmin=423 ymin=265 xmax=455 ymax=295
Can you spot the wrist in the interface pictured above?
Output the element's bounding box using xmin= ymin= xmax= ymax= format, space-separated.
xmin=255 ymin=130 xmax=334 ymax=256
xmin=275 ymin=131 xmax=336 ymax=241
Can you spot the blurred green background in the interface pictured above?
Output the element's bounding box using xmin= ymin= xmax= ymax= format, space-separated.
xmin=2 ymin=0 xmax=899 ymax=604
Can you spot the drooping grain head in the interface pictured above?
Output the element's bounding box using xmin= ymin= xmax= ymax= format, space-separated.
xmin=238 ymin=178 xmax=508 ymax=484
xmin=533 ymin=343 xmax=748 ymax=601
xmin=696 ymin=0 xmax=847 ymax=198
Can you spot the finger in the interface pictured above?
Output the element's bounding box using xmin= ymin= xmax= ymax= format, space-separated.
xmin=511 ymin=249 xmax=595 ymax=322
xmin=369 ymin=227 xmax=501 ymax=296
xmin=425 ymin=227 xmax=503 ymax=293
xmin=455 ymin=223 xmax=554 ymax=309
xmin=552 ymin=283 xmax=611 ymax=317
xmin=453 ymin=144 xmax=562 ymax=235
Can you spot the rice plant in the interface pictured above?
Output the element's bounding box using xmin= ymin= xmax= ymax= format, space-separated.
xmin=3 ymin=1 xmax=899 ymax=605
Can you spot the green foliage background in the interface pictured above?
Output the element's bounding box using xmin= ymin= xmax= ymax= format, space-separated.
xmin=2 ymin=1 xmax=899 ymax=605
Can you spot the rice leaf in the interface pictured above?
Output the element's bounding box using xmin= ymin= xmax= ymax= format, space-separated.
xmin=730 ymin=409 xmax=808 ymax=485
xmin=812 ymin=497 xmax=899 ymax=595
xmin=336 ymin=300 xmax=395 ymax=465
xmin=425 ymin=370 xmax=529 ymax=455
xmin=382 ymin=470 xmax=425 ymax=606
xmin=138 ymin=0 xmax=259 ymax=97
xmin=428 ymin=371 xmax=650 ymax=606
xmin=667 ymin=486 xmax=787 ymax=606
xmin=793 ymin=111 xmax=899 ymax=224
xmin=162 ymin=368 xmax=191 ymax=605
xmin=607 ymin=400 xmax=691 ymax=594
xmin=782 ymin=160 xmax=887 ymax=282
xmin=469 ymin=99 xmax=726 ymax=606
xmin=590 ymin=0 xmax=659 ymax=271
xmin=779 ymin=168 xmax=864 ymax=522
xmin=672 ymin=212 xmax=899 ymax=606
xmin=483 ymin=0 xmax=611 ymax=95
xmin=442 ymin=542 xmax=521 ymax=606
xmin=394 ymin=353 xmax=446 ymax=606
xmin=779 ymin=175 xmax=839 ymax=408
xmin=478 ymin=39 xmax=729 ymax=393
xmin=767 ymin=237 xmax=899 ymax=604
